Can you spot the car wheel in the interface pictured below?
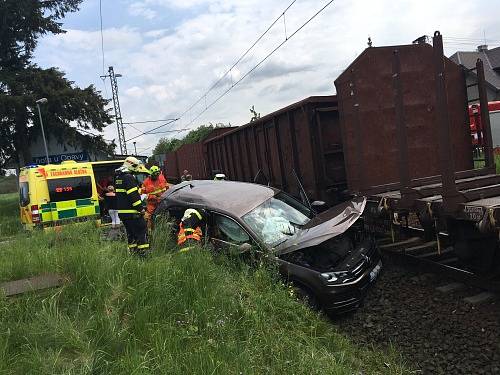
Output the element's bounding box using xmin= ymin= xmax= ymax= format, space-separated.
xmin=292 ymin=283 xmax=320 ymax=311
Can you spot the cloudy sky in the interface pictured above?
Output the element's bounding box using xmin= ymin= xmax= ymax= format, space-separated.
xmin=34 ymin=0 xmax=500 ymax=155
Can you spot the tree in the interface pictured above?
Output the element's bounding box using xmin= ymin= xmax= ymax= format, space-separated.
xmin=250 ymin=105 xmax=260 ymax=122
xmin=0 ymin=0 xmax=114 ymax=169
xmin=152 ymin=123 xmax=229 ymax=156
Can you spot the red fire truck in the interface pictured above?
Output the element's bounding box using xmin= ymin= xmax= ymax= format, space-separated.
xmin=469 ymin=101 xmax=500 ymax=150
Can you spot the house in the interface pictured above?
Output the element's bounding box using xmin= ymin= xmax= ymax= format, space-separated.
xmin=29 ymin=132 xmax=111 ymax=165
xmin=449 ymin=45 xmax=500 ymax=102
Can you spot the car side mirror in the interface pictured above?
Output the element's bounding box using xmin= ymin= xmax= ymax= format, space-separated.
xmin=238 ymin=243 xmax=252 ymax=253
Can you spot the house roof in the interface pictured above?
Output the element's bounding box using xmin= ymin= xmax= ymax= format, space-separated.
xmin=449 ymin=46 xmax=500 ymax=91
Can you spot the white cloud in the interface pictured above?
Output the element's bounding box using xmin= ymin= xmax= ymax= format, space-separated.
xmin=128 ymin=2 xmax=158 ymax=19
xmin=125 ymin=86 xmax=145 ymax=98
xmin=34 ymin=0 xmax=500 ymax=155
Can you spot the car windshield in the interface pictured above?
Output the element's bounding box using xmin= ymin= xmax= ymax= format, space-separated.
xmin=242 ymin=193 xmax=311 ymax=247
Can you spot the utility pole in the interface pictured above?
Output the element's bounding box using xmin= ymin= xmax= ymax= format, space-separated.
xmin=101 ymin=66 xmax=127 ymax=155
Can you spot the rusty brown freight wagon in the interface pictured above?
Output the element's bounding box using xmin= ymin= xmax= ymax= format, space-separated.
xmin=204 ymin=96 xmax=347 ymax=205
xmin=335 ymin=40 xmax=473 ymax=194
xmin=163 ymin=127 xmax=235 ymax=183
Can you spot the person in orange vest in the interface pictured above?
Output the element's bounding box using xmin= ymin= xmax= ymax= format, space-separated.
xmin=177 ymin=208 xmax=204 ymax=252
xmin=141 ymin=165 xmax=168 ymax=229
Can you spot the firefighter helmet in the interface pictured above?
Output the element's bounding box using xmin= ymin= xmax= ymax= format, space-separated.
xmin=122 ymin=156 xmax=148 ymax=174
xmin=150 ymin=165 xmax=161 ymax=178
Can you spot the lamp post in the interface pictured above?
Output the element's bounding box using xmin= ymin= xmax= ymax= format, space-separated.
xmin=133 ymin=141 xmax=137 ymax=156
xmin=36 ymin=98 xmax=50 ymax=164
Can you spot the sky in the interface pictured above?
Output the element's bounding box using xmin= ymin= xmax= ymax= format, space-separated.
xmin=34 ymin=0 xmax=500 ymax=156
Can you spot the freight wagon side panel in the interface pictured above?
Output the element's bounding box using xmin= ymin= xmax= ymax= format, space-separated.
xmin=204 ymin=96 xmax=345 ymax=204
xmin=164 ymin=152 xmax=179 ymax=182
xmin=335 ymin=43 xmax=472 ymax=193
xmin=175 ymin=143 xmax=207 ymax=180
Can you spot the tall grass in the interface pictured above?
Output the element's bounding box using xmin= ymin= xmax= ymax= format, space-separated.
xmin=0 ymin=193 xmax=22 ymax=238
xmin=0 ymin=195 xmax=410 ymax=374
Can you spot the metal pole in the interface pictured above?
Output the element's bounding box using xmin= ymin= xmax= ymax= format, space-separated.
xmin=133 ymin=142 xmax=137 ymax=155
xmin=432 ymin=31 xmax=462 ymax=213
xmin=36 ymin=103 xmax=50 ymax=164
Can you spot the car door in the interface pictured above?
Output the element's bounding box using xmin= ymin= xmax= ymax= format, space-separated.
xmin=209 ymin=212 xmax=258 ymax=253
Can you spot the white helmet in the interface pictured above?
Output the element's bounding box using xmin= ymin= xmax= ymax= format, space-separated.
xmin=122 ymin=156 xmax=148 ymax=173
xmin=214 ymin=173 xmax=226 ymax=181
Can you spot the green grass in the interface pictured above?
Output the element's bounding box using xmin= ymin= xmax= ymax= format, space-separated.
xmin=0 ymin=193 xmax=22 ymax=238
xmin=0 ymin=194 xmax=410 ymax=374
xmin=472 ymin=151 xmax=500 ymax=173
xmin=0 ymin=175 xmax=17 ymax=195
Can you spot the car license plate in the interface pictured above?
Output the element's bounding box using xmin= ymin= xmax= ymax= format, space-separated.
xmin=369 ymin=261 xmax=382 ymax=282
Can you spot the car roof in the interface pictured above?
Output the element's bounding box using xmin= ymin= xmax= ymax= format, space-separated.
xmin=165 ymin=180 xmax=277 ymax=217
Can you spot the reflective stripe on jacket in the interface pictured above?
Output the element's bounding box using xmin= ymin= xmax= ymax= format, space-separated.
xmin=115 ymin=171 xmax=143 ymax=219
xmin=177 ymin=223 xmax=202 ymax=246
xmin=142 ymin=174 xmax=168 ymax=200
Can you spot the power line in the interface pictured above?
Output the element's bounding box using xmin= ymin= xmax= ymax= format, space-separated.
xmin=99 ymin=0 xmax=105 ymax=77
xmin=123 ymin=118 xmax=178 ymax=125
xmin=125 ymin=118 xmax=179 ymax=142
xmin=178 ymin=0 xmax=298 ymax=120
xmin=184 ymin=0 xmax=336 ymax=129
xmin=124 ymin=0 xmax=334 ymax=143
xmin=98 ymin=0 xmax=108 ymax=98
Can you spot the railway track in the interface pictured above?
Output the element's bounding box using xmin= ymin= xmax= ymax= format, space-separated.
xmin=377 ymin=233 xmax=500 ymax=298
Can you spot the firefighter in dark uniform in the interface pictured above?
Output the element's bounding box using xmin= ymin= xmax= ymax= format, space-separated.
xmin=115 ymin=156 xmax=150 ymax=256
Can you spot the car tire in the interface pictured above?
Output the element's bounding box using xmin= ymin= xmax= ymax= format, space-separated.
xmin=292 ymin=283 xmax=320 ymax=311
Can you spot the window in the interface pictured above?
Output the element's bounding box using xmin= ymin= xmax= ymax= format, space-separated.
xmin=19 ymin=182 xmax=29 ymax=207
xmin=242 ymin=194 xmax=310 ymax=247
xmin=213 ymin=214 xmax=250 ymax=244
xmin=47 ymin=177 xmax=92 ymax=202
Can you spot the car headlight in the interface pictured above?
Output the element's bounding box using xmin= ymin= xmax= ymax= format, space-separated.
xmin=319 ymin=271 xmax=349 ymax=283
xmin=320 ymin=272 xmax=338 ymax=282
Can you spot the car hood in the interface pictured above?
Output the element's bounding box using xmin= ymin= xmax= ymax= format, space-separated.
xmin=274 ymin=196 xmax=367 ymax=256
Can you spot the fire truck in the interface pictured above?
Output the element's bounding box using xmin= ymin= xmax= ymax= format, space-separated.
xmin=469 ymin=101 xmax=500 ymax=150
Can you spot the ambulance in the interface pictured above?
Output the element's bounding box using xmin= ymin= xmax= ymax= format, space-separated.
xmin=18 ymin=159 xmax=132 ymax=229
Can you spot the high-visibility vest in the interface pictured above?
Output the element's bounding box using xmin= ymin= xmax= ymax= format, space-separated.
xmin=142 ymin=174 xmax=167 ymax=199
xmin=177 ymin=223 xmax=202 ymax=246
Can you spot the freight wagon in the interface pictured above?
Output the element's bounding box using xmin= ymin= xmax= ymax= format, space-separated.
xmin=204 ymin=96 xmax=346 ymax=205
xmin=162 ymin=31 xmax=500 ymax=275
xmin=163 ymin=127 xmax=235 ymax=182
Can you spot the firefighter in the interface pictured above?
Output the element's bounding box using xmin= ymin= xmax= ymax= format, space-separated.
xmin=181 ymin=169 xmax=192 ymax=182
xmin=177 ymin=208 xmax=204 ymax=252
xmin=142 ymin=165 xmax=168 ymax=229
xmin=115 ymin=156 xmax=150 ymax=256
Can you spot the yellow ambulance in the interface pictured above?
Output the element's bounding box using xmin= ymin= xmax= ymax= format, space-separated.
xmin=19 ymin=160 xmax=126 ymax=229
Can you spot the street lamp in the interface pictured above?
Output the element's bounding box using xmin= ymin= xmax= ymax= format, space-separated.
xmin=133 ymin=141 xmax=137 ymax=156
xmin=35 ymin=98 xmax=50 ymax=164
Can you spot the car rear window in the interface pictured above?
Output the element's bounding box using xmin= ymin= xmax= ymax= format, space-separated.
xmin=47 ymin=177 xmax=93 ymax=202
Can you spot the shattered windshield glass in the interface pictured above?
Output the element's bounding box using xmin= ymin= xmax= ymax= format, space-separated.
xmin=242 ymin=193 xmax=310 ymax=247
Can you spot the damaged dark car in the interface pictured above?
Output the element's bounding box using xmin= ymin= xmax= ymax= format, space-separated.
xmin=156 ymin=180 xmax=382 ymax=314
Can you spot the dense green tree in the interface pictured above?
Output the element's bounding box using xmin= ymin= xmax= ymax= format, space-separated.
xmin=152 ymin=123 xmax=229 ymax=155
xmin=0 ymin=0 xmax=114 ymax=170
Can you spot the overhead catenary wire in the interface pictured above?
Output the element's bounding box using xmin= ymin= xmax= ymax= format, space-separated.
xmin=184 ymin=0 xmax=336 ymax=129
xmin=177 ymin=0 xmax=298 ymax=121
xmin=123 ymin=118 xmax=178 ymax=125
xmin=125 ymin=118 xmax=180 ymax=142
xmin=98 ymin=0 xmax=108 ymax=98
xmin=129 ymin=0 xmax=333 ymax=143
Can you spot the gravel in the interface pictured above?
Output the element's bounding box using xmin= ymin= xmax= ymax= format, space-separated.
xmin=336 ymin=256 xmax=500 ymax=374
